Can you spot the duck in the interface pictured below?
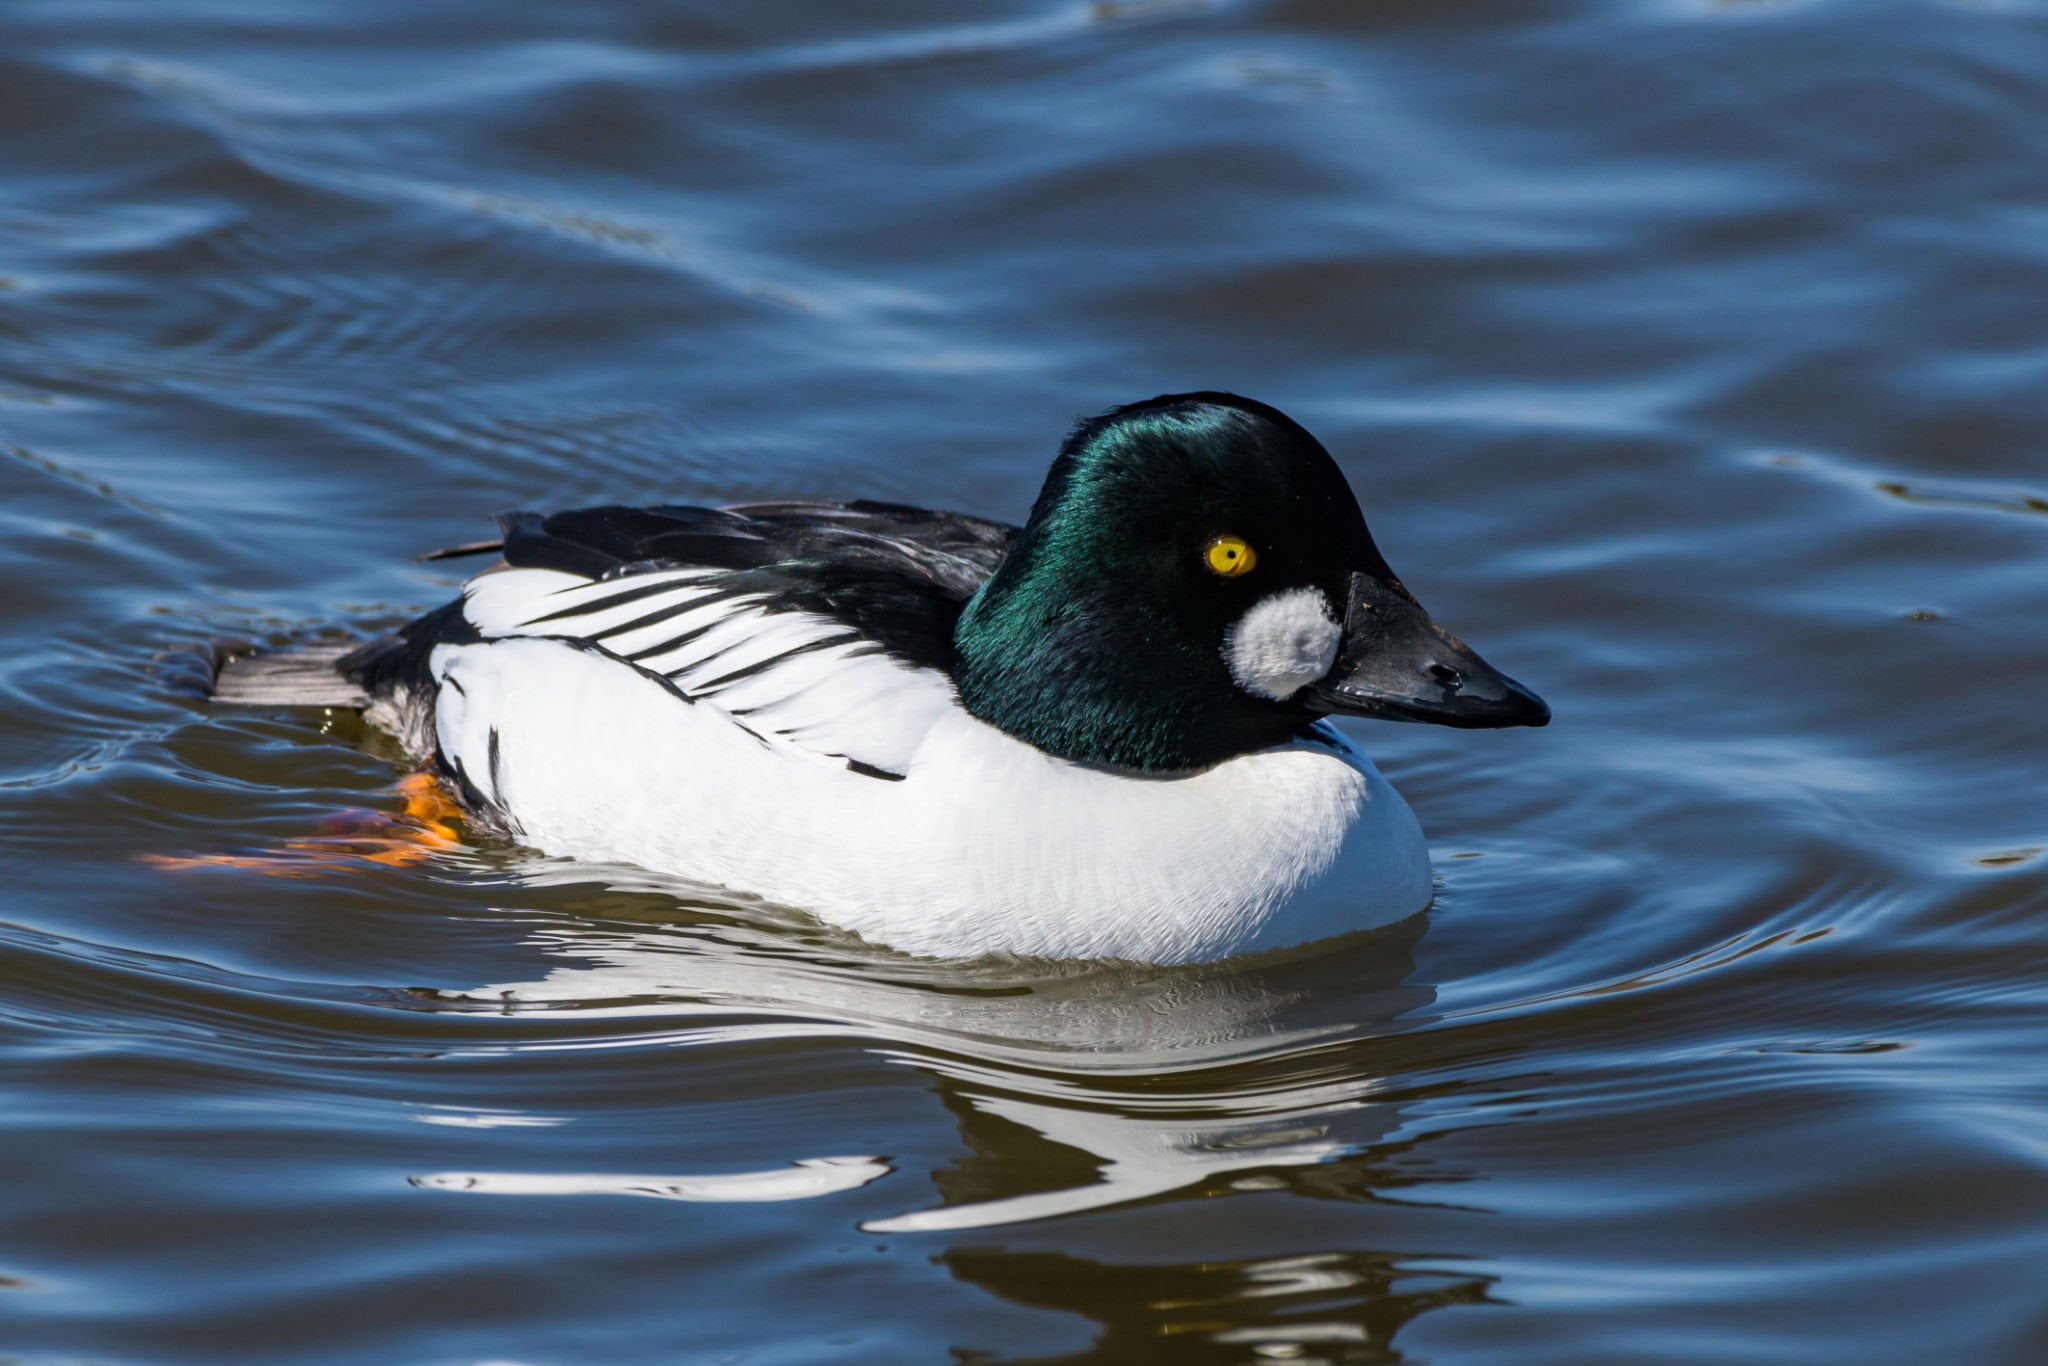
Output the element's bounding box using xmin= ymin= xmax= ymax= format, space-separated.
xmin=212 ymin=392 xmax=1548 ymax=963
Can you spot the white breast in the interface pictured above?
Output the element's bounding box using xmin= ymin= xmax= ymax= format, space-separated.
xmin=430 ymin=637 xmax=1432 ymax=963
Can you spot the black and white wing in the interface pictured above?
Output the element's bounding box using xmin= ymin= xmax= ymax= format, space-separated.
xmin=353 ymin=499 xmax=1017 ymax=780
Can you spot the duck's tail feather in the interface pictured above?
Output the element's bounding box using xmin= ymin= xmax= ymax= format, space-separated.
xmin=211 ymin=643 xmax=370 ymax=708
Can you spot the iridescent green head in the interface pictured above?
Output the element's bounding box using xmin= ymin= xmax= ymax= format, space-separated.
xmin=954 ymin=392 xmax=1548 ymax=772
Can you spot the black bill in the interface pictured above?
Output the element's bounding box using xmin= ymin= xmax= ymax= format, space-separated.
xmin=1303 ymin=573 xmax=1550 ymax=729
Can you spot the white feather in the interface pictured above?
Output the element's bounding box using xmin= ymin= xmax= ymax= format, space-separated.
xmin=599 ymin=594 xmax=760 ymax=662
xmin=451 ymin=561 xmax=955 ymax=779
xmin=1224 ymin=587 xmax=1341 ymax=701
xmin=666 ymin=615 xmax=846 ymax=692
xmin=428 ymin=637 xmax=1430 ymax=962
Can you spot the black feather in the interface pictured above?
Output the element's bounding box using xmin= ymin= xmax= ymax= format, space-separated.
xmin=486 ymin=499 xmax=1018 ymax=674
xmin=340 ymin=597 xmax=481 ymax=700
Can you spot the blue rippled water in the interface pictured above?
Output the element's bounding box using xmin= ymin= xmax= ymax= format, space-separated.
xmin=2 ymin=1 xmax=2045 ymax=1361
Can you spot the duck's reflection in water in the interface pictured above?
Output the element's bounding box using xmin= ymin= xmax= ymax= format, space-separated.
xmin=943 ymin=1245 xmax=1494 ymax=1365
xmin=428 ymin=867 xmax=1460 ymax=1245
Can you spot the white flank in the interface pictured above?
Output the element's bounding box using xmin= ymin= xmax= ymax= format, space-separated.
xmin=1224 ymin=586 xmax=1342 ymax=701
xmin=430 ymin=637 xmax=1429 ymax=962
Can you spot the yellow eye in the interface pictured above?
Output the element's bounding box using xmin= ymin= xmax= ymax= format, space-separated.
xmin=1204 ymin=535 xmax=1257 ymax=577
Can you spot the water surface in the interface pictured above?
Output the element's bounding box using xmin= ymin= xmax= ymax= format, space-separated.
xmin=2 ymin=1 xmax=2046 ymax=1361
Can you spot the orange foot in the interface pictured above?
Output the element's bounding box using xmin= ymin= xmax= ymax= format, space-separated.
xmin=144 ymin=771 xmax=468 ymax=876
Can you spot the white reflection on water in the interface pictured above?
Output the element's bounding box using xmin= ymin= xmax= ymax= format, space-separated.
xmin=412 ymin=1156 xmax=892 ymax=1203
xmin=429 ymin=866 xmax=1434 ymax=1232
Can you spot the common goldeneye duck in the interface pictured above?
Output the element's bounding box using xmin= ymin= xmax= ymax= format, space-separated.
xmin=214 ymin=392 xmax=1548 ymax=963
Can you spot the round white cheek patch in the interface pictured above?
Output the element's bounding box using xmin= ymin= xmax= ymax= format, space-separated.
xmin=1224 ymin=587 xmax=1341 ymax=701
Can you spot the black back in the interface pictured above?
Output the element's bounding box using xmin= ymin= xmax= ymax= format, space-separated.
xmin=345 ymin=499 xmax=1018 ymax=701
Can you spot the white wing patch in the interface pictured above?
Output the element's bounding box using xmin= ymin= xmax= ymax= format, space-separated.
xmin=452 ymin=566 xmax=957 ymax=777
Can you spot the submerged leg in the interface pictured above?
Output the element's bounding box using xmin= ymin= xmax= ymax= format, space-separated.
xmin=144 ymin=770 xmax=467 ymax=876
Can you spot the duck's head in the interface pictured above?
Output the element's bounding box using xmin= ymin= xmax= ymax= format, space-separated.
xmin=954 ymin=392 xmax=1548 ymax=772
